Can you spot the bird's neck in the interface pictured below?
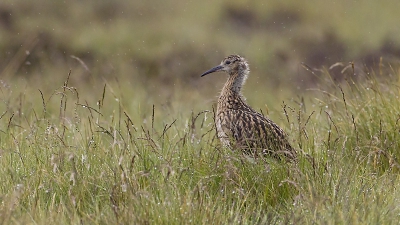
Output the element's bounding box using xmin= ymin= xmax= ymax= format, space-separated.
xmin=220 ymin=69 xmax=249 ymax=99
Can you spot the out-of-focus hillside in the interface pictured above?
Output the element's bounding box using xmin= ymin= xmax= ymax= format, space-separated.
xmin=1 ymin=0 xmax=400 ymax=91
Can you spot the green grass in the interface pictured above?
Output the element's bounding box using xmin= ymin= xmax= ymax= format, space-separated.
xmin=1 ymin=67 xmax=400 ymax=224
xmin=1 ymin=0 xmax=400 ymax=224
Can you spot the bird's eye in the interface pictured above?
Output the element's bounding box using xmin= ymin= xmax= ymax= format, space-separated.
xmin=226 ymin=61 xmax=231 ymax=65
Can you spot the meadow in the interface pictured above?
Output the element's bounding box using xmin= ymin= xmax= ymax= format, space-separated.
xmin=1 ymin=0 xmax=400 ymax=224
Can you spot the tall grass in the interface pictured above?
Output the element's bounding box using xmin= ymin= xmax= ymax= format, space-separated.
xmin=1 ymin=67 xmax=400 ymax=224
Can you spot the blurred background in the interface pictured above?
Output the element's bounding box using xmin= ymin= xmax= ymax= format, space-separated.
xmin=1 ymin=0 xmax=400 ymax=113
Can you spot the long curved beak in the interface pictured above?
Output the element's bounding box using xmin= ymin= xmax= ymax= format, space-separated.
xmin=200 ymin=65 xmax=223 ymax=77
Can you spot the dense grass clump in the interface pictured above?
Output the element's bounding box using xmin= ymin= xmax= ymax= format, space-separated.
xmin=1 ymin=68 xmax=400 ymax=224
xmin=287 ymin=69 xmax=400 ymax=224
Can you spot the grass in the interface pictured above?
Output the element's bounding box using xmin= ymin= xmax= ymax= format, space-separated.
xmin=1 ymin=65 xmax=400 ymax=224
xmin=1 ymin=0 xmax=400 ymax=224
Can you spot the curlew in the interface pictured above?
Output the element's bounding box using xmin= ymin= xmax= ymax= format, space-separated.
xmin=201 ymin=55 xmax=296 ymax=160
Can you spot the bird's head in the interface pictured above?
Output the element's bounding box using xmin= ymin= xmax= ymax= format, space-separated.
xmin=201 ymin=55 xmax=249 ymax=77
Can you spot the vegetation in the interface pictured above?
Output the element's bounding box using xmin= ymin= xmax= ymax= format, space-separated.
xmin=1 ymin=0 xmax=400 ymax=224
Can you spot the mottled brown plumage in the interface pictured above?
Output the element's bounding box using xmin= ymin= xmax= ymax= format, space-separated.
xmin=201 ymin=55 xmax=295 ymax=159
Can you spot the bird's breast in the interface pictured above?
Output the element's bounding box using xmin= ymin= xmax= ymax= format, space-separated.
xmin=215 ymin=112 xmax=231 ymax=147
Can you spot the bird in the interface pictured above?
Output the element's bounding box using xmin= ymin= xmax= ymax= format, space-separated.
xmin=201 ymin=55 xmax=296 ymax=160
